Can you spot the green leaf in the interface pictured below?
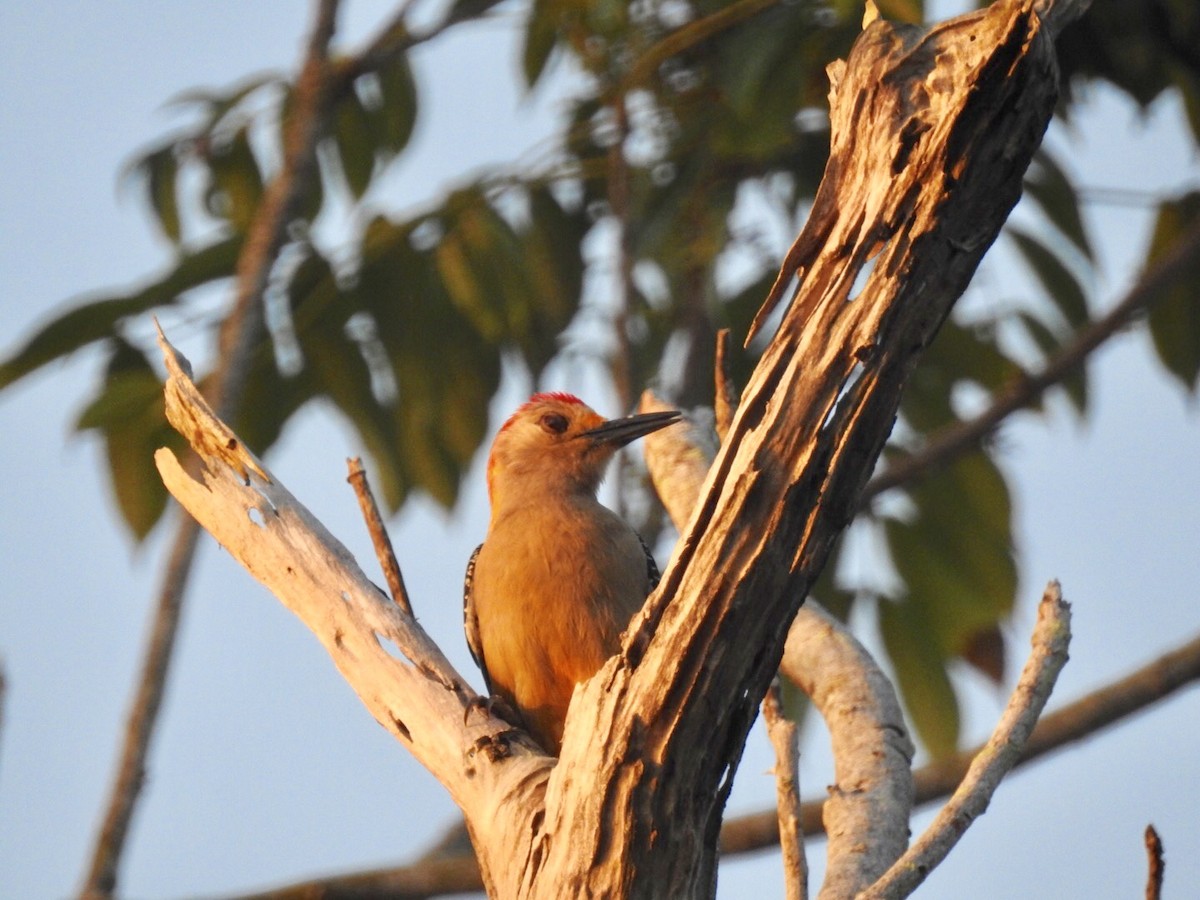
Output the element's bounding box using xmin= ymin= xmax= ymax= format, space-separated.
xmin=1009 ymin=227 xmax=1091 ymax=332
xmin=332 ymin=90 xmax=377 ymax=199
xmin=522 ymin=0 xmax=560 ymax=88
xmin=75 ymin=340 xmax=180 ymax=540
xmin=518 ymin=187 xmax=587 ymax=374
xmin=435 ymin=189 xmax=551 ymax=349
xmin=0 ymin=236 xmax=241 ymax=391
xmin=375 ymin=53 xmax=419 ymax=155
xmin=962 ymin=623 xmax=1006 ymax=685
xmin=903 ymin=318 xmax=1018 ymax=433
xmin=229 ymin=250 xmax=327 ymax=458
xmin=1172 ymin=63 xmax=1200 ymax=144
xmin=136 ymin=145 xmax=182 ymax=244
xmin=885 ymin=452 xmax=1017 ymax=662
xmin=1022 ymin=148 xmax=1093 ymax=261
xmin=206 ymin=128 xmax=264 ymax=231
xmin=1146 ymin=191 xmax=1200 ymax=392
xmin=350 ymin=217 xmax=503 ymax=510
xmin=166 ymin=71 xmax=282 ymax=132
xmin=879 ymin=598 xmax=960 ymax=759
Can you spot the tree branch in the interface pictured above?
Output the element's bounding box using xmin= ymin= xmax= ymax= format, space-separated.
xmin=782 ymin=604 xmax=914 ymax=899
xmin=762 ymin=683 xmax=808 ymax=900
xmin=529 ymin=3 xmax=1061 ymax=888
xmin=724 ymin=627 xmax=1200 ymax=852
xmin=642 ymin=389 xmax=915 ymax=898
xmin=78 ymin=3 xmax=343 ymax=897
xmin=859 ymin=581 xmax=1071 ymax=899
xmin=332 ymin=0 xmax=507 ymax=89
xmin=1144 ymin=824 xmax=1165 ymax=900
xmin=347 ymin=457 xmax=413 ymax=616
xmin=0 ymin=660 xmax=7 ymax=776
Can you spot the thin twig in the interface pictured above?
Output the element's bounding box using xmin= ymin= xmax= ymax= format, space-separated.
xmin=762 ymin=682 xmax=807 ymax=900
xmin=713 ymin=328 xmax=737 ymax=443
xmin=1144 ymin=824 xmax=1164 ymax=900
xmin=859 ymin=581 xmax=1072 ymax=899
xmin=347 ymin=457 xmax=413 ymax=617
xmin=781 ymin=603 xmax=913 ymax=896
xmin=863 ymin=217 xmax=1200 ymax=504
xmin=78 ymin=3 xmax=343 ymax=897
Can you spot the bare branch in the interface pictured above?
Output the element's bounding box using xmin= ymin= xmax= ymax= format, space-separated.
xmin=763 ymin=684 xmax=808 ymax=900
xmin=639 ymin=391 xmax=718 ymax=533
xmin=0 ymin=660 xmax=6 ymax=775
xmin=334 ymin=0 xmax=506 ymax=87
xmin=79 ymin=4 xmax=342 ymax=897
xmin=859 ymin=581 xmax=1072 ymax=899
xmin=228 ymin=855 xmax=482 ymax=900
xmin=713 ymin=328 xmax=737 ymax=443
xmin=347 ymin=457 xmax=413 ymax=617
xmin=1144 ymin=824 xmax=1165 ymax=900
xmin=153 ymin=327 xmax=552 ymax=805
xmin=783 ymin=604 xmax=914 ymax=899
xmin=213 ymin=624 xmax=1200 ymax=898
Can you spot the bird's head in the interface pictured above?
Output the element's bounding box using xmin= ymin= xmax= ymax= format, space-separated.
xmin=485 ymin=392 xmax=680 ymax=510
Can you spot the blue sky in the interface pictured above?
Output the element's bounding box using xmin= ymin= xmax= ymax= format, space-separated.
xmin=2 ymin=2 xmax=1199 ymax=897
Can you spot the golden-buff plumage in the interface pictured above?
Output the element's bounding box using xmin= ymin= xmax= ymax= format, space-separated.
xmin=464 ymin=393 xmax=680 ymax=753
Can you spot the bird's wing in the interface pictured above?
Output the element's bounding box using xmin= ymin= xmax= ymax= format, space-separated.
xmin=639 ymin=534 xmax=661 ymax=592
xmin=463 ymin=543 xmax=492 ymax=693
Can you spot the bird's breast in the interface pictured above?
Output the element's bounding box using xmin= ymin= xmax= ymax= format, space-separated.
xmin=471 ymin=498 xmax=652 ymax=750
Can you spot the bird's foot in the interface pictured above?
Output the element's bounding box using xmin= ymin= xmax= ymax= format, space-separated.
xmin=463 ymin=692 xmax=521 ymax=728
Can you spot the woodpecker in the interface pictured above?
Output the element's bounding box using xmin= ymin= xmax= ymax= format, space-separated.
xmin=463 ymin=392 xmax=681 ymax=754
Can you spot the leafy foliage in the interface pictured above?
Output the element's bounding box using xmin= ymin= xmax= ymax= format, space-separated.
xmin=1057 ymin=0 xmax=1200 ymax=141
xmin=75 ymin=339 xmax=188 ymax=540
xmin=3 ymin=0 xmax=1197 ymax=753
xmin=1146 ymin=190 xmax=1200 ymax=392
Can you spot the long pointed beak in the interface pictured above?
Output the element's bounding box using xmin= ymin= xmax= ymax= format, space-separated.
xmin=579 ymin=408 xmax=682 ymax=448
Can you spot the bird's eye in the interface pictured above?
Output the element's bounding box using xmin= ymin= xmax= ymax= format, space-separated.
xmin=540 ymin=412 xmax=569 ymax=435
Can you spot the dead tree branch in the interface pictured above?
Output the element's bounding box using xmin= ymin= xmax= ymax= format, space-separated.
xmin=347 ymin=457 xmax=413 ymax=616
xmin=762 ymin=684 xmax=808 ymax=900
xmin=79 ymin=3 xmax=342 ymax=897
xmin=782 ymin=604 xmax=914 ymax=898
xmin=859 ymin=581 xmax=1072 ymax=899
xmin=1144 ymin=824 xmax=1165 ymax=900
